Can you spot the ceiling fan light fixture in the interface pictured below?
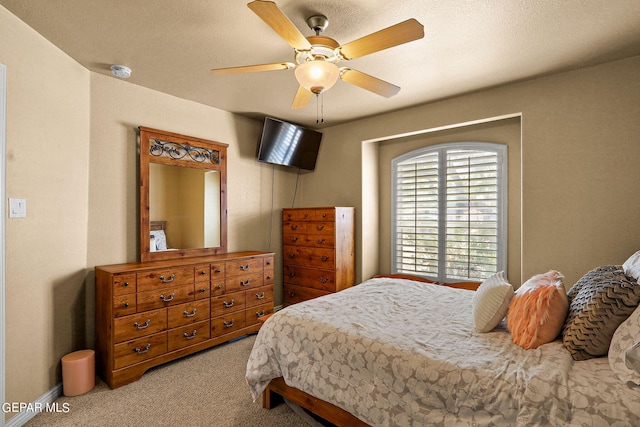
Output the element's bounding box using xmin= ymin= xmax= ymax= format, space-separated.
xmin=295 ymin=60 xmax=339 ymax=94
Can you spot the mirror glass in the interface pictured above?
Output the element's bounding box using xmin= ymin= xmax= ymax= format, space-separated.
xmin=149 ymin=164 xmax=221 ymax=249
xmin=139 ymin=126 xmax=227 ymax=262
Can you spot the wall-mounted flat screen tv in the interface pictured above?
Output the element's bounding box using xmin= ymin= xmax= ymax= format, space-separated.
xmin=257 ymin=117 xmax=322 ymax=171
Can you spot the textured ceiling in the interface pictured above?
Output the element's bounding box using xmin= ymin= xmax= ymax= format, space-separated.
xmin=2 ymin=0 xmax=640 ymax=128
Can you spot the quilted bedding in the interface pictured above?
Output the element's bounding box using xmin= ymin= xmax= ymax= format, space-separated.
xmin=246 ymin=278 xmax=640 ymax=426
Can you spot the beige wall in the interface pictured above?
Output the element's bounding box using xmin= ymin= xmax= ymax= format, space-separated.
xmin=301 ymin=55 xmax=640 ymax=289
xmin=1 ymin=6 xmax=91 ymax=418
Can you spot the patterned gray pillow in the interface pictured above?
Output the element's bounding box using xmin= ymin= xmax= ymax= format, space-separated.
xmin=562 ymin=266 xmax=640 ymax=361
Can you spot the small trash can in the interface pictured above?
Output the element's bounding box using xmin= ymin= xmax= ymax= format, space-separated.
xmin=61 ymin=349 xmax=95 ymax=396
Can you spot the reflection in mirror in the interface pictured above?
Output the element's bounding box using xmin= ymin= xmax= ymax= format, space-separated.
xmin=149 ymin=164 xmax=221 ymax=249
xmin=139 ymin=126 xmax=228 ymax=262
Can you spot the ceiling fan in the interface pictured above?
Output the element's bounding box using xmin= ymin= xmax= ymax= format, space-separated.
xmin=211 ymin=0 xmax=424 ymax=110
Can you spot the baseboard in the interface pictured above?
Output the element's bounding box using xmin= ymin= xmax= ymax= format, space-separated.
xmin=5 ymin=383 xmax=62 ymax=427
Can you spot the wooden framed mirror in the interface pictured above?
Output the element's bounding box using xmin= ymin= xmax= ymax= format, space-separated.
xmin=139 ymin=126 xmax=228 ymax=262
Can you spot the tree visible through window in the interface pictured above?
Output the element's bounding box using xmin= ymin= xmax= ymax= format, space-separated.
xmin=391 ymin=142 xmax=507 ymax=282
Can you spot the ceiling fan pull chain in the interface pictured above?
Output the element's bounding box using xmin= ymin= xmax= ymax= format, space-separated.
xmin=316 ymin=94 xmax=320 ymax=124
xmin=321 ymin=92 xmax=325 ymax=123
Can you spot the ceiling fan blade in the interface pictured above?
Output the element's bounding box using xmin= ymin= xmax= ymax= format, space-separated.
xmin=211 ymin=62 xmax=295 ymax=76
xmin=247 ymin=1 xmax=312 ymax=51
xmin=291 ymin=86 xmax=313 ymax=109
xmin=340 ymin=68 xmax=400 ymax=98
xmin=339 ymin=18 xmax=424 ymax=60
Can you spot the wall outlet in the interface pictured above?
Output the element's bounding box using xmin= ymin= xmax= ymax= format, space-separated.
xmin=9 ymin=198 xmax=26 ymax=218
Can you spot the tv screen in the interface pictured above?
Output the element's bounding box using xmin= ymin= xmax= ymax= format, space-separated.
xmin=257 ymin=117 xmax=322 ymax=171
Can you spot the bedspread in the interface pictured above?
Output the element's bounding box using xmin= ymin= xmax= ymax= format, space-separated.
xmin=246 ymin=278 xmax=640 ymax=426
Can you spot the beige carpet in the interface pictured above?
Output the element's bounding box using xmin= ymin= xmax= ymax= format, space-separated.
xmin=25 ymin=334 xmax=314 ymax=427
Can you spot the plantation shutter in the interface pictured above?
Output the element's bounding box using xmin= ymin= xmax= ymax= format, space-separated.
xmin=392 ymin=143 xmax=506 ymax=282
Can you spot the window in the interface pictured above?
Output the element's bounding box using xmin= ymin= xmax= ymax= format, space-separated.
xmin=391 ymin=142 xmax=507 ymax=282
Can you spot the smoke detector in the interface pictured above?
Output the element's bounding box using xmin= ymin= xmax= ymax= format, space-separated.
xmin=110 ymin=64 xmax=132 ymax=79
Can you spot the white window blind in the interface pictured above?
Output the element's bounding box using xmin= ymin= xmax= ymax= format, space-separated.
xmin=392 ymin=143 xmax=507 ymax=282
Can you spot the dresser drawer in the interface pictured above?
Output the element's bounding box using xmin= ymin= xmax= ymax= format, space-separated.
xmin=246 ymin=303 xmax=274 ymax=327
xmin=283 ymin=245 xmax=336 ymax=269
xmin=113 ymin=273 xmax=136 ymax=296
xmin=194 ymin=282 xmax=210 ymax=300
xmin=313 ymin=208 xmax=335 ymax=222
xmin=264 ymin=257 xmax=275 ymax=283
xmin=307 ymin=222 xmax=335 ymax=235
xmin=113 ymin=332 xmax=167 ymax=370
xmin=168 ymin=299 xmax=211 ymax=328
xmin=113 ymin=294 xmax=137 ymax=317
xmin=284 ymin=284 xmax=330 ymax=305
xmin=284 ymin=265 xmax=336 ymax=291
xmin=210 ymin=262 xmax=225 ymax=277
xmin=167 ymin=320 xmax=211 ymax=352
xmin=283 ymin=209 xmax=314 ymax=222
xmin=226 ymin=258 xmax=263 ymax=277
xmin=194 ymin=264 xmax=210 ymax=283
xmin=210 ymin=281 xmax=225 ymax=297
xmin=225 ymin=272 xmax=264 ymax=292
xmin=211 ymin=313 xmax=246 ymax=338
xmin=246 ymin=285 xmax=274 ymax=308
xmin=211 ymin=290 xmax=246 ymax=317
xmin=113 ymin=308 xmax=167 ymax=344
xmin=137 ymin=266 xmax=194 ymax=292
xmin=136 ymin=283 xmax=195 ymax=312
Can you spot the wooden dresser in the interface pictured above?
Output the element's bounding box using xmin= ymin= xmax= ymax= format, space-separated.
xmin=282 ymin=207 xmax=355 ymax=305
xmin=95 ymin=251 xmax=274 ymax=388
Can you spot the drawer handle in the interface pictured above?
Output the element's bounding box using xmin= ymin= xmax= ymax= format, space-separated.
xmin=316 ymin=225 xmax=325 ymax=231
xmin=239 ymin=264 xmax=250 ymax=271
xmin=266 ymin=275 xmax=273 ymax=280
xmin=159 ymin=274 xmax=175 ymax=283
xmin=122 ymin=282 xmax=130 ymax=288
xmin=223 ymin=319 xmax=235 ymax=328
xmin=134 ymin=319 xmax=151 ymax=330
xmin=214 ymin=268 xmax=222 ymax=273
xmin=160 ymin=293 xmax=175 ymax=302
xmin=240 ymin=280 xmax=251 ymax=287
xmin=223 ymin=299 xmax=235 ymax=308
xmin=199 ymin=287 xmax=207 ymax=293
xmin=316 ymin=238 xmax=325 ymax=244
xmin=290 ymin=224 xmax=298 ymax=230
xmin=288 ymin=272 xmax=296 ymax=277
xmin=322 ymin=213 xmax=328 ymax=218
xmin=122 ymin=302 xmax=130 ymax=308
xmin=287 ymin=253 xmax=295 ymax=258
xmin=289 ymin=237 xmax=298 ymax=242
xmin=303 ymin=213 xmax=308 ymax=218
xmin=215 ymin=284 xmax=223 ymax=290
xmin=183 ymin=330 xmax=197 ymax=340
xmin=183 ymin=308 xmax=197 ymax=318
xmin=134 ymin=344 xmax=151 ymax=354
xmin=320 ymin=256 xmax=329 ymax=262
xmin=256 ymin=292 xmax=265 ymax=299
xmin=319 ymin=277 xmax=329 ymax=284
xmin=256 ymin=310 xmax=266 ymax=317
xmin=266 ymin=260 xmax=272 ymax=266
xmin=199 ymin=270 xmax=206 ymax=276
xmin=288 ymin=291 xmax=296 ymax=297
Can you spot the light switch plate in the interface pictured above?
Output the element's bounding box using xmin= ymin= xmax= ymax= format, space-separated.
xmin=9 ymin=198 xmax=26 ymax=218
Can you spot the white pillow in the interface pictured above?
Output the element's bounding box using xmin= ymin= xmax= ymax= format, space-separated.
xmin=151 ymin=230 xmax=168 ymax=251
xmin=623 ymin=250 xmax=640 ymax=282
xmin=609 ymin=304 xmax=640 ymax=386
xmin=472 ymin=271 xmax=515 ymax=333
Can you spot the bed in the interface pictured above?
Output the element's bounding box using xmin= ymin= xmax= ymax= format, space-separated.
xmin=246 ymin=275 xmax=640 ymax=426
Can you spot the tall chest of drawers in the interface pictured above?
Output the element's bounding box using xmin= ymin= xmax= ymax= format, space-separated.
xmin=95 ymin=251 xmax=274 ymax=388
xmin=282 ymin=207 xmax=355 ymax=305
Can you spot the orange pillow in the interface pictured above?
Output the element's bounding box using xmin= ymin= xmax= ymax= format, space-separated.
xmin=507 ymin=270 xmax=569 ymax=349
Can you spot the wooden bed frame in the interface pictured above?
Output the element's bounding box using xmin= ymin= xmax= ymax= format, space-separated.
xmin=263 ymin=377 xmax=369 ymax=427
